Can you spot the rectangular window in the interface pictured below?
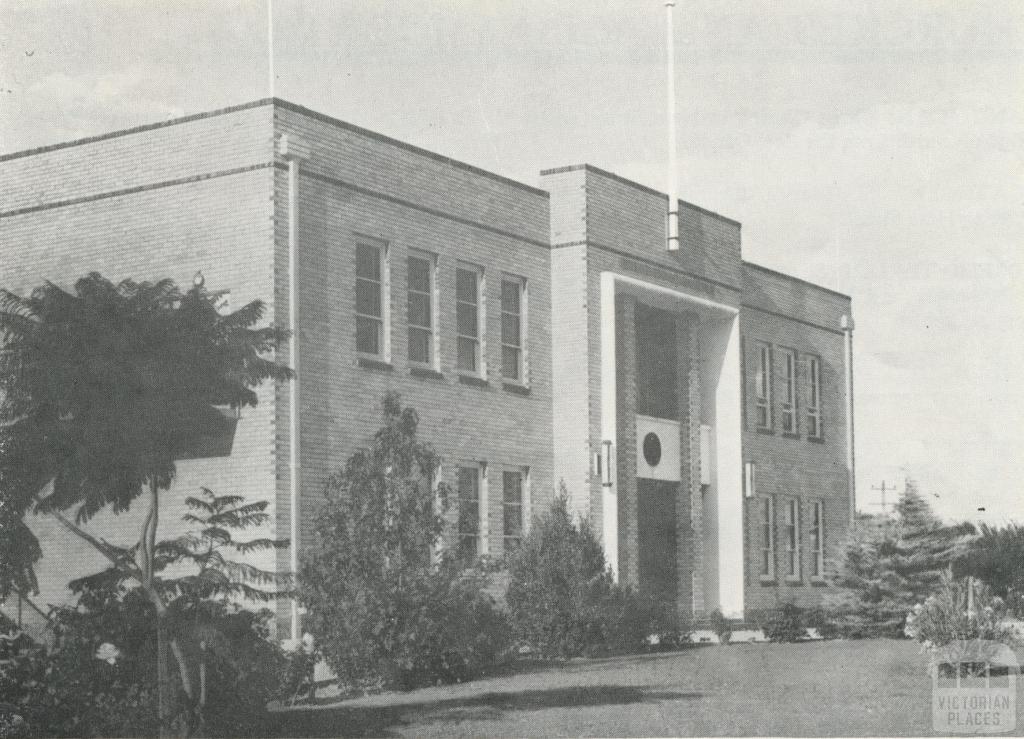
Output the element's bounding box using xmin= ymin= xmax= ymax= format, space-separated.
xmin=456 ymin=265 xmax=483 ymax=374
xmin=810 ymin=501 xmax=824 ymax=577
xmin=500 ymin=277 xmax=525 ymax=382
xmin=456 ymin=466 xmax=481 ymax=561
xmin=785 ymin=498 xmax=800 ymax=579
xmin=502 ymin=470 xmax=525 ymax=554
xmin=407 ymin=252 xmax=436 ymax=366
xmin=781 ymin=349 xmax=797 ymax=434
xmin=356 ymin=242 xmax=386 ymax=356
xmin=754 ymin=343 xmax=772 ymax=430
xmin=760 ymin=496 xmax=774 ymax=578
xmin=806 ymin=355 xmax=822 ymax=438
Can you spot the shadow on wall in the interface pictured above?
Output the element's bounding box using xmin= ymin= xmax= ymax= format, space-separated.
xmin=265 ymin=684 xmax=701 ymax=737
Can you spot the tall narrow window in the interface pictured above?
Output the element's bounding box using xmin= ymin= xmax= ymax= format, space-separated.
xmin=781 ymin=349 xmax=797 ymax=434
xmin=785 ymin=498 xmax=800 ymax=579
xmin=501 ymin=276 xmax=525 ymax=382
xmin=456 ymin=466 xmax=481 ymax=561
xmin=806 ymin=355 xmax=822 ymax=439
xmin=755 ymin=343 xmax=772 ymax=430
xmin=407 ymin=252 xmax=435 ymax=366
xmin=356 ymin=242 xmax=385 ymax=356
xmin=760 ymin=496 xmax=775 ymax=579
xmin=810 ymin=500 xmax=824 ymax=577
xmin=502 ymin=470 xmax=525 ymax=554
xmin=456 ymin=265 xmax=483 ymax=374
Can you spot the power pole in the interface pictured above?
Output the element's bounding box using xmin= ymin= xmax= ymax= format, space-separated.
xmin=871 ymin=480 xmax=897 ymax=515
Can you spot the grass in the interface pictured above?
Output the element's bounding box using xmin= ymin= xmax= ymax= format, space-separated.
xmin=266 ymin=639 xmax=1024 ymax=737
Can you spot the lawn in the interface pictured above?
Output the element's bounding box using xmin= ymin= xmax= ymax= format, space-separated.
xmin=266 ymin=639 xmax=1023 ymax=737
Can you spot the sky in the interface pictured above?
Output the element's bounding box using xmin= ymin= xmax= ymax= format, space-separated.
xmin=1 ymin=0 xmax=1021 ymax=525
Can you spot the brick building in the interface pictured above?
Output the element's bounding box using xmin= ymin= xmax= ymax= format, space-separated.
xmin=0 ymin=99 xmax=854 ymax=635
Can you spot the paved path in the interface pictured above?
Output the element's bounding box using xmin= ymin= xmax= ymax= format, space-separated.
xmin=267 ymin=639 xmax=1022 ymax=737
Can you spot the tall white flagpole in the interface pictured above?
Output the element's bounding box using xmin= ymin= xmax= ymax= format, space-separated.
xmin=268 ymin=0 xmax=275 ymax=97
xmin=665 ymin=0 xmax=679 ymax=251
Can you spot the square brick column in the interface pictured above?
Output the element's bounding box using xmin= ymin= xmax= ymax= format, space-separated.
xmin=615 ymin=294 xmax=639 ymax=587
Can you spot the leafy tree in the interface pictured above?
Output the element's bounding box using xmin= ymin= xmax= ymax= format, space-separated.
xmin=299 ymin=393 xmax=508 ymax=690
xmin=0 ymin=273 xmax=290 ymax=734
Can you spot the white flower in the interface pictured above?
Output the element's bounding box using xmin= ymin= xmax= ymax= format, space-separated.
xmin=95 ymin=642 xmax=121 ymax=665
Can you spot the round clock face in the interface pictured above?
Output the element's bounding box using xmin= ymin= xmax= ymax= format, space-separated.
xmin=642 ymin=432 xmax=662 ymax=467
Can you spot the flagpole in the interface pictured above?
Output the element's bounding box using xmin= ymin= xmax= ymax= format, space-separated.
xmin=268 ymin=0 xmax=275 ymax=98
xmin=665 ymin=0 xmax=679 ymax=252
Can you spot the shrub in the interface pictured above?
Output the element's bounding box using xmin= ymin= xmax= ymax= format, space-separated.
xmin=762 ymin=603 xmax=807 ymax=643
xmin=300 ymin=394 xmax=508 ymax=690
xmin=0 ymin=590 xmax=290 ymax=738
xmin=709 ymin=608 xmax=732 ymax=645
xmin=505 ymin=491 xmax=679 ymax=658
xmin=804 ymin=606 xmax=841 ymax=640
xmin=904 ymin=571 xmax=1017 ymax=651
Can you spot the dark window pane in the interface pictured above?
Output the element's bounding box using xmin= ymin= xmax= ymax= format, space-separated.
xmin=356 ymin=316 xmax=380 ymax=354
xmin=501 ymin=313 xmax=520 ymax=346
xmin=502 ymin=346 xmax=520 ymax=380
xmin=356 ymin=244 xmax=381 ymax=280
xmin=503 ymin=472 xmax=522 ymax=504
xmin=409 ymin=328 xmax=431 ymax=364
xmin=408 ymin=256 xmax=431 ymax=293
xmin=356 ymin=279 xmax=382 ymax=318
xmin=456 ymin=269 xmax=477 ymax=302
xmin=456 ymin=303 xmax=478 ymax=337
xmin=408 ymin=292 xmax=431 ymax=328
xmin=457 ymin=337 xmax=477 ymax=372
xmin=501 ymin=280 xmax=520 ymax=312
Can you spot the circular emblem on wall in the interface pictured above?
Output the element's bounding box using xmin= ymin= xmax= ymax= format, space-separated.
xmin=642 ymin=432 xmax=662 ymax=467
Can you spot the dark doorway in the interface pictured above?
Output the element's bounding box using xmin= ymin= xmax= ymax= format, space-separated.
xmin=636 ymin=479 xmax=678 ymax=606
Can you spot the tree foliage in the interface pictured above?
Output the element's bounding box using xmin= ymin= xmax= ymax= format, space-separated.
xmin=505 ymin=489 xmax=677 ymax=659
xmin=829 ymin=480 xmax=975 ymax=637
xmin=0 ymin=272 xmax=290 ymax=597
xmin=299 ymin=393 xmax=508 ymax=690
xmin=955 ymin=523 xmax=1024 ymax=615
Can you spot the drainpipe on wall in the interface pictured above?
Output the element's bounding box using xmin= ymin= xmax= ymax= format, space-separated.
xmin=280 ymin=134 xmax=309 ymax=642
xmin=841 ymin=314 xmax=856 ymax=524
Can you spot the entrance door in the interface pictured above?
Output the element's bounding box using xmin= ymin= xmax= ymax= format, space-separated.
xmin=636 ymin=479 xmax=678 ymax=605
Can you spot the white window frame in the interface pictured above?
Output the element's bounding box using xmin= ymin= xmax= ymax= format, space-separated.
xmin=407 ymin=250 xmax=438 ymax=369
xmin=760 ymin=495 xmax=775 ymax=580
xmin=806 ymin=355 xmax=822 ymax=439
xmin=754 ymin=342 xmax=772 ymax=430
xmin=785 ymin=498 xmax=800 ymax=580
xmin=502 ymin=467 xmax=529 ymax=554
xmin=781 ymin=348 xmax=797 ymax=434
xmin=455 ymin=263 xmax=485 ymax=376
xmin=810 ymin=500 xmax=825 ymax=578
xmin=355 ymin=240 xmax=390 ymax=360
xmin=500 ymin=275 xmax=527 ymax=384
xmin=456 ymin=463 xmax=487 ymax=560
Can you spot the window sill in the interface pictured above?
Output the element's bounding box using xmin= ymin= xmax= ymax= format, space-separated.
xmin=357 ymin=356 xmax=393 ymax=371
xmin=781 ymin=431 xmax=801 ymax=440
xmin=810 ymin=577 xmax=828 ymax=587
xmin=410 ymin=366 xmax=443 ymax=380
xmin=502 ymin=382 xmax=530 ymax=396
xmin=807 ymin=435 xmax=825 ymax=444
xmin=457 ymin=374 xmax=489 ymax=388
xmin=756 ymin=427 xmax=774 ymax=436
xmin=759 ymin=576 xmax=777 ymax=586
xmin=785 ymin=576 xmax=803 ymax=585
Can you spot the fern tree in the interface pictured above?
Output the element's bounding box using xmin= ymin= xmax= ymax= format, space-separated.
xmin=0 ymin=273 xmax=290 ymax=735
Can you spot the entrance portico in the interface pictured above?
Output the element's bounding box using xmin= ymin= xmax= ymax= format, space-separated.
xmin=600 ymin=272 xmax=744 ymax=619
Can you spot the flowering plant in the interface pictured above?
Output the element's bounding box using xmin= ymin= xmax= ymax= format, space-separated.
xmin=904 ymin=570 xmax=1017 ymax=652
